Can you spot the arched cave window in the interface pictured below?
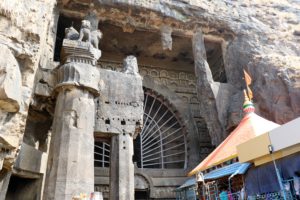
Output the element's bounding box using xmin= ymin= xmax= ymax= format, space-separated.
xmin=94 ymin=88 xmax=187 ymax=169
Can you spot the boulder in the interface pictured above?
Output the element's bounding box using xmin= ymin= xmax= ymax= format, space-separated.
xmin=0 ymin=44 xmax=22 ymax=112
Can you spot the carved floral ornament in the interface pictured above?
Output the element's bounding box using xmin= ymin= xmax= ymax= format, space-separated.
xmin=97 ymin=60 xmax=200 ymax=104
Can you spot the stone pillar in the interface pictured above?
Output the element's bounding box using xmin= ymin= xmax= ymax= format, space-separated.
xmin=110 ymin=132 xmax=134 ymax=200
xmin=95 ymin=55 xmax=143 ymax=200
xmin=47 ymin=88 xmax=95 ymax=199
xmin=45 ymin=39 xmax=101 ymax=200
xmin=192 ymin=29 xmax=225 ymax=145
xmin=0 ymin=169 xmax=11 ymax=200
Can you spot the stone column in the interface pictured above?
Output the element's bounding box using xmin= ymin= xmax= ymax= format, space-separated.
xmin=0 ymin=169 xmax=11 ymax=200
xmin=47 ymin=88 xmax=95 ymax=199
xmin=95 ymin=56 xmax=143 ymax=200
xmin=192 ymin=29 xmax=225 ymax=145
xmin=45 ymin=39 xmax=101 ymax=200
xmin=110 ymin=132 xmax=134 ymax=200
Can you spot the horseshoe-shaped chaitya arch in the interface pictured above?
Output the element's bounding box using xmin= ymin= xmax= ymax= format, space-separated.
xmin=136 ymin=88 xmax=187 ymax=169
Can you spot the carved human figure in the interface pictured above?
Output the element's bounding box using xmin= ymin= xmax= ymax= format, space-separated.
xmin=160 ymin=25 xmax=172 ymax=50
xmin=122 ymin=55 xmax=139 ymax=75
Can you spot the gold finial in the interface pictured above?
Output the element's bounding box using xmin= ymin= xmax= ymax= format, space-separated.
xmin=243 ymin=90 xmax=255 ymax=114
xmin=243 ymin=70 xmax=255 ymax=114
xmin=243 ymin=89 xmax=249 ymax=101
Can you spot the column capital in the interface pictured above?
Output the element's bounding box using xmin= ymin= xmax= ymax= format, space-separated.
xmin=55 ymin=62 xmax=100 ymax=96
xmin=54 ymin=39 xmax=101 ymax=96
xmin=61 ymin=39 xmax=101 ymax=66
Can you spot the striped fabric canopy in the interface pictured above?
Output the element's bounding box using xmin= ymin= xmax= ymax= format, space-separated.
xmin=188 ymin=111 xmax=279 ymax=176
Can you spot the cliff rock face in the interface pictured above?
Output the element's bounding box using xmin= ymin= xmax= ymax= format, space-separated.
xmin=0 ymin=44 xmax=22 ymax=113
xmin=0 ymin=0 xmax=298 ymax=199
xmin=0 ymin=0 xmax=299 ymax=170
xmin=0 ymin=0 xmax=56 ymax=170
xmin=88 ymin=0 xmax=300 ymax=144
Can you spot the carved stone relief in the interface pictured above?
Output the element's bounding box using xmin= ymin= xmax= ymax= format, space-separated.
xmin=121 ymin=56 xmax=139 ymax=75
xmin=64 ymin=20 xmax=103 ymax=50
xmin=97 ymin=61 xmax=199 ymax=105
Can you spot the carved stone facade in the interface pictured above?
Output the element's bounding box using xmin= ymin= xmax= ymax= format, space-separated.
xmin=93 ymin=59 xmax=212 ymax=198
xmin=98 ymin=59 xmax=213 ymax=147
xmin=99 ymin=61 xmax=198 ymax=103
xmin=0 ymin=0 xmax=299 ymax=200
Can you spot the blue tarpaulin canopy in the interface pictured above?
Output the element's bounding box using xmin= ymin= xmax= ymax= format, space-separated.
xmin=176 ymin=162 xmax=250 ymax=193
xmin=175 ymin=178 xmax=197 ymax=200
xmin=176 ymin=178 xmax=196 ymax=190
xmin=204 ymin=162 xmax=251 ymax=180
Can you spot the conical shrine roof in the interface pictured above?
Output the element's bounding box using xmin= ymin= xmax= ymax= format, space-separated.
xmin=188 ymin=92 xmax=280 ymax=176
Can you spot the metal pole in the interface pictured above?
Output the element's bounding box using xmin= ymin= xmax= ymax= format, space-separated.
xmin=268 ymin=145 xmax=287 ymax=200
xmin=228 ymin=177 xmax=232 ymax=194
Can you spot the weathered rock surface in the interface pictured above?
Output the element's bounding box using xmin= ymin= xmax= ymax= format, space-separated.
xmin=0 ymin=44 xmax=22 ymax=112
xmin=95 ymin=64 xmax=144 ymax=136
xmin=45 ymin=87 xmax=96 ymax=200
xmin=247 ymin=55 xmax=300 ymax=124
xmin=95 ymin=56 xmax=143 ymax=200
xmin=0 ymin=1 xmax=298 ymax=198
xmin=44 ymin=35 xmax=102 ymax=199
xmin=0 ymin=2 xmax=56 ymax=199
xmin=81 ymin=0 xmax=300 ymax=144
xmin=192 ymin=29 xmax=225 ymax=145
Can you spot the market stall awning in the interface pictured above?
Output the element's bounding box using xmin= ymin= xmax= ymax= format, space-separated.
xmin=204 ymin=162 xmax=251 ymax=180
xmin=238 ymin=117 xmax=300 ymax=166
xmin=176 ymin=178 xmax=196 ymax=191
xmin=188 ymin=91 xmax=280 ymax=176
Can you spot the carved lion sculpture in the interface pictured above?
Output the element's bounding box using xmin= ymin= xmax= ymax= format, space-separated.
xmin=78 ymin=20 xmax=91 ymax=43
xmin=65 ymin=26 xmax=79 ymax=40
xmin=64 ymin=20 xmax=102 ymax=49
xmin=91 ymin=29 xmax=103 ymax=49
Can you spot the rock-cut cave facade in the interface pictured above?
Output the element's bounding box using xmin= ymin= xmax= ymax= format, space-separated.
xmin=0 ymin=0 xmax=299 ymax=199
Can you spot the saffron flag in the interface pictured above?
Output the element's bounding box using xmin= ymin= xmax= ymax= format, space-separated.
xmin=244 ymin=70 xmax=253 ymax=100
xmin=243 ymin=70 xmax=252 ymax=86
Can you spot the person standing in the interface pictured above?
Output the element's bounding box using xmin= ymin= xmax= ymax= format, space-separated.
xmin=219 ymin=188 xmax=229 ymax=200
